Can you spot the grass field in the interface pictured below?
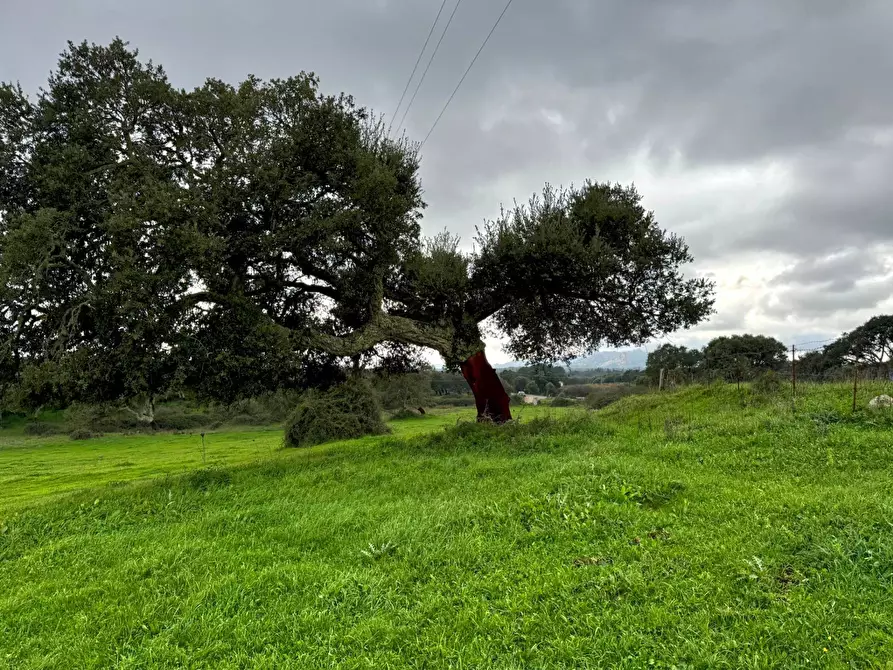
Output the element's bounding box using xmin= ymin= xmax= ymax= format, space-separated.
xmin=2 ymin=384 xmax=893 ymax=668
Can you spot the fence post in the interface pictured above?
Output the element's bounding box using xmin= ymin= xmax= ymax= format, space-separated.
xmin=659 ymin=368 xmax=665 ymax=392
xmin=852 ymin=365 xmax=859 ymax=413
xmin=791 ymin=344 xmax=796 ymax=410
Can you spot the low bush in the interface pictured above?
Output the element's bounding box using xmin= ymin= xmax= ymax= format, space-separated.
xmin=65 ymin=404 xmax=147 ymax=433
xmin=68 ymin=429 xmax=95 ymax=441
xmin=227 ymin=413 xmax=264 ymax=426
xmin=66 ymin=401 xmax=216 ymax=433
xmin=153 ymin=407 xmax=211 ymax=431
xmin=284 ymin=379 xmax=390 ymax=448
xmin=431 ymin=395 xmax=476 ymax=408
xmin=752 ymin=370 xmax=782 ymax=396
xmin=23 ymin=421 xmax=63 ymax=436
xmin=585 ymin=384 xmax=647 ymax=410
xmin=222 ymin=390 xmax=302 ymax=426
xmin=390 ymin=408 xmax=424 ymax=420
xmin=558 ymin=384 xmax=596 ymax=398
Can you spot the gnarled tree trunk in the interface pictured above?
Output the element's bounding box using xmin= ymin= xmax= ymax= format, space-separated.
xmin=460 ymin=350 xmax=512 ymax=423
xmin=305 ymin=310 xmax=512 ymax=422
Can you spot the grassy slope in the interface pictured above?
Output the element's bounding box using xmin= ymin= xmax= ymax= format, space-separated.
xmin=1 ymin=386 xmax=893 ymax=668
xmin=0 ymin=407 xmax=540 ymax=511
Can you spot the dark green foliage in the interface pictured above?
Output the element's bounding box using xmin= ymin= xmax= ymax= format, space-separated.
xmin=61 ymin=393 xmax=296 ymax=435
xmin=1 ymin=40 xmax=713 ymax=412
xmin=797 ymin=350 xmax=833 ymax=377
xmin=703 ymin=334 xmax=787 ymax=379
xmin=474 ymin=182 xmax=714 ymax=363
xmin=68 ymin=429 xmax=94 ymax=441
xmin=22 ymin=421 xmax=64 ymax=436
xmin=389 ymin=408 xmax=424 ymax=420
xmin=283 ymin=379 xmax=389 ymax=448
xmin=825 ymin=315 xmax=893 ymax=366
xmin=5 ymin=360 xmax=73 ymax=413
xmin=0 ymin=39 xmax=421 ymax=410
xmin=177 ymin=300 xmax=308 ymax=404
xmin=152 ymin=409 xmax=212 ymax=432
xmin=752 ymin=370 xmax=782 ymax=396
xmin=65 ymin=404 xmax=145 ymax=434
xmin=224 ymin=391 xmax=302 ymax=426
xmin=430 ymin=395 xmax=476 ymax=408
xmin=645 ymin=344 xmax=703 ymax=380
xmin=557 ymin=383 xmax=595 ymax=398
xmin=585 ymin=385 xmax=647 ymax=409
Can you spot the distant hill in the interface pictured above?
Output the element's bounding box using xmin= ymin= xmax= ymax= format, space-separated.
xmin=498 ymin=348 xmax=648 ymax=371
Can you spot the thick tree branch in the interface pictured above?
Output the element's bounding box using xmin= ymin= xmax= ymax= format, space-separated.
xmin=304 ymin=309 xmax=479 ymax=361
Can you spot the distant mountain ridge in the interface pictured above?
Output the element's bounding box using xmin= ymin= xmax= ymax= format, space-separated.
xmin=498 ymin=348 xmax=648 ymax=371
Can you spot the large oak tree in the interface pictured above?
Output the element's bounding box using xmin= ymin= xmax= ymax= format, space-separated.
xmin=0 ymin=40 xmax=715 ymax=422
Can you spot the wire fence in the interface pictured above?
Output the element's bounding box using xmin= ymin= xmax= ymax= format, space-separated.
xmin=651 ymin=339 xmax=893 ymax=413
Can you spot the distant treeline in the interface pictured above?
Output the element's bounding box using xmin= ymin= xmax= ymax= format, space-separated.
xmin=644 ymin=315 xmax=893 ymax=384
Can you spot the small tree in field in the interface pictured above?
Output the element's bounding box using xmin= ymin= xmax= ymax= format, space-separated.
xmin=0 ymin=40 xmax=715 ymax=423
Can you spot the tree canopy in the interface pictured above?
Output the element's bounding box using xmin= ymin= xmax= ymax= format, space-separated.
xmin=644 ymin=344 xmax=703 ymax=380
xmin=824 ymin=315 xmax=893 ymax=366
xmin=0 ymin=39 xmax=715 ymax=420
xmin=703 ymin=334 xmax=787 ymax=380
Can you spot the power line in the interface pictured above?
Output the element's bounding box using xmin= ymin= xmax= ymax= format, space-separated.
xmin=395 ymin=0 xmax=465 ymax=135
xmin=387 ymin=0 xmax=450 ymax=138
xmin=791 ymin=337 xmax=837 ymax=349
xmin=420 ymin=0 xmax=516 ymax=149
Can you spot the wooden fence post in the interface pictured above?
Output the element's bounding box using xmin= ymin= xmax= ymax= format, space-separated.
xmin=791 ymin=344 xmax=796 ymax=410
xmin=852 ymin=365 xmax=859 ymax=413
xmin=659 ymin=368 xmax=665 ymax=392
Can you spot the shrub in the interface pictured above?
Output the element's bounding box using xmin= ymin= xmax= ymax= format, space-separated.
xmin=390 ymin=408 xmax=424 ymax=420
xmin=559 ymin=384 xmax=596 ymax=398
xmin=68 ymin=429 xmax=95 ymax=441
xmin=153 ymin=408 xmax=210 ymax=431
xmin=65 ymin=403 xmax=145 ymax=433
xmin=284 ymin=379 xmax=390 ymax=448
xmin=222 ymin=390 xmax=303 ymax=426
xmin=585 ymin=385 xmax=646 ymax=409
xmin=227 ymin=413 xmax=266 ymax=426
xmin=432 ymin=395 xmax=476 ymax=408
xmin=549 ymin=397 xmax=579 ymax=408
xmin=23 ymin=421 xmax=63 ymax=436
xmin=753 ymin=370 xmax=782 ymax=396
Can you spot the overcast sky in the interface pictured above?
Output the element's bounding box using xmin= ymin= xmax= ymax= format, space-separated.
xmin=2 ymin=0 xmax=892 ymax=362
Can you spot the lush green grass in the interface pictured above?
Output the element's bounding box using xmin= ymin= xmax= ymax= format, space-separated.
xmin=0 ymin=404 xmax=570 ymax=512
xmin=2 ymin=384 xmax=893 ymax=668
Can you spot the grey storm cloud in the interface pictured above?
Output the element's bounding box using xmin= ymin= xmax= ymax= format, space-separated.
xmin=2 ymin=0 xmax=892 ymax=356
xmin=761 ymin=280 xmax=891 ymax=320
xmin=771 ymin=250 xmax=889 ymax=292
